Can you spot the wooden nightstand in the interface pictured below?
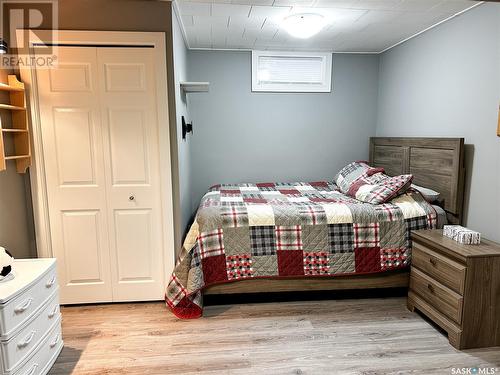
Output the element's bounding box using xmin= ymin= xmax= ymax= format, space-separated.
xmin=408 ymin=229 xmax=500 ymax=350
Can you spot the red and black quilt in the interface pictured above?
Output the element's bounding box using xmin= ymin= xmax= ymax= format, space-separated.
xmin=165 ymin=181 xmax=437 ymax=319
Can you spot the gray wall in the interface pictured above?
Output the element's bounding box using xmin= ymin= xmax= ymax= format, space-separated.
xmin=377 ymin=3 xmax=500 ymax=241
xmin=188 ymin=51 xmax=380 ymax=205
xmin=171 ymin=11 xmax=193 ymax=243
xmin=0 ymin=167 xmax=33 ymax=258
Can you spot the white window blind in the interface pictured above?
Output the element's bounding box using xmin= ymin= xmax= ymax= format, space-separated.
xmin=252 ymin=51 xmax=332 ymax=92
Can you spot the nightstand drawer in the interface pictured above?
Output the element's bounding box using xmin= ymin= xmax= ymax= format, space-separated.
xmin=412 ymin=243 xmax=465 ymax=294
xmin=410 ymin=268 xmax=463 ymax=324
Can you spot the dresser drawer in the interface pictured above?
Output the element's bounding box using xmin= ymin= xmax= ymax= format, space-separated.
xmin=13 ymin=317 xmax=62 ymax=375
xmin=410 ymin=268 xmax=463 ymax=324
xmin=0 ymin=264 xmax=57 ymax=337
xmin=412 ymin=243 xmax=466 ymax=294
xmin=1 ymin=291 xmax=60 ymax=373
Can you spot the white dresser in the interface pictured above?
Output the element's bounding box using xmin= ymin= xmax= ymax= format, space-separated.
xmin=0 ymin=259 xmax=62 ymax=375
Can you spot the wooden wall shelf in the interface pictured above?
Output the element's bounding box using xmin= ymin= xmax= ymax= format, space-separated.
xmin=5 ymin=155 xmax=30 ymax=160
xmin=0 ymin=83 xmax=24 ymax=92
xmin=0 ymin=75 xmax=31 ymax=173
xmin=0 ymin=104 xmax=26 ymax=111
xmin=2 ymin=129 xmax=27 ymax=133
xmin=180 ymin=81 xmax=209 ymax=93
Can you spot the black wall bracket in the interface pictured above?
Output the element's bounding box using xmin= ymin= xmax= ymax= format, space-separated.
xmin=182 ymin=116 xmax=193 ymax=140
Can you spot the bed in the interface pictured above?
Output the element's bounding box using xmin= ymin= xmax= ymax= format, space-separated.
xmin=166 ymin=137 xmax=465 ymax=319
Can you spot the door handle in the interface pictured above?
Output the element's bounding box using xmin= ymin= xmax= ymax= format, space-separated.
xmin=129 ymin=195 xmax=135 ymax=201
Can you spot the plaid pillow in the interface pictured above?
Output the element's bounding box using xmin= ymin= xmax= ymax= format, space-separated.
xmin=334 ymin=161 xmax=384 ymax=194
xmin=347 ymin=173 xmax=413 ymax=204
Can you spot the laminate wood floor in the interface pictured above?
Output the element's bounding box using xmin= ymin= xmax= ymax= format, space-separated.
xmin=49 ymin=297 xmax=500 ymax=375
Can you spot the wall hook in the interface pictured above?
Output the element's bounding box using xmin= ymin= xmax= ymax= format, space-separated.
xmin=182 ymin=116 xmax=193 ymax=140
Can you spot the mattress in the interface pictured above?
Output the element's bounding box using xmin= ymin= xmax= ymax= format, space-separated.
xmin=165 ymin=181 xmax=438 ymax=319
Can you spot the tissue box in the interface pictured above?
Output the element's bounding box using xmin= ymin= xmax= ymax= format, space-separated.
xmin=443 ymin=225 xmax=481 ymax=245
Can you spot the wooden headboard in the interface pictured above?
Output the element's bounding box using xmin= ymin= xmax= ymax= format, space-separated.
xmin=369 ymin=137 xmax=465 ymax=224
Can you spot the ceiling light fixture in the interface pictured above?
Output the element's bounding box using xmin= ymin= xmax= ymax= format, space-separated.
xmin=281 ymin=13 xmax=327 ymax=39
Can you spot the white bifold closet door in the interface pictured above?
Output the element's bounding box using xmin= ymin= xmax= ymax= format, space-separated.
xmin=35 ymin=46 xmax=166 ymax=304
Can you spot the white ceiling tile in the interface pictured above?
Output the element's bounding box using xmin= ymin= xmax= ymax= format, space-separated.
xmin=313 ymin=29 xmax=343 ymax=41
xmin=232 ymin=0 xmax=273 ymax=4
xmin=211 ymin=33 xmax=227 ymax=46
xmin=212 ymin=25 xmax=231 ymax=38
xmin=398 ymin=0 xmax=443 ymax=12
xmin=262 ymin=16 xmax=283 ymax=27
xmin=193 ymin=15 xmax=230 ymax=27
xmin=249 ymin=5 xmax=292 ymax=19
xmin=351 ymin=0 xmax=404 ymax=11
xmin=313 ymin=0 xmax=359 ymax=8
xmin=196 ymin=42 xmax=213 ymax=48
xmin=181 ymin=0 xmax=216 ymax=2
xmin=196 ymin=32 xmax=212 ymax=45
xmin=185 ymin=23 xmax=211 ymax=35
xmin=272 ymin=29 xmax=291 ymax=42
xmin=430 ymin=0 xmax=476 ymax=14
xmin=212 ymin=3 xmax=251 ymax=17
xmin=244 ymin=25 xmax=278 ymax=40
xmin=261 ymin=23 xmax=279 ymax=33
xmin=355 ymin=10 xmax=402 ymax=24
xmin=293 ymin=7 xmax=367 ymax=23
xmin=178 ymin=0 xmax=476 ymax=52
xmin=273 ymin=0 xmax=315 ymax=6
xmin=393 ymin=11 xmax=447 ymax=27
xmin=226 ymin=33 xmax=256 ymax=48
xmin=230 ymin=15 xmax=266 ymax=28
xmin=225 ymin=23 xmax=246 ymax=34
xmin=178 ymin=2 xmax=211 ymax=16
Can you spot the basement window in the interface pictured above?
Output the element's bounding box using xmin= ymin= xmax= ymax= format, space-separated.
xmin=251 ymin=51 xmax=332 ymax=93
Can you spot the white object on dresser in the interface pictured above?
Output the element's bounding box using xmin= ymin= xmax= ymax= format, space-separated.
xmin=443 ymin=225 xmax=481 ymax=244
xmin=0 ymin=259 xmax=62 ymax=375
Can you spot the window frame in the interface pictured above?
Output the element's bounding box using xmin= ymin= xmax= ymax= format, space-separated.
xmin=251 ymin=50 xmax=333 ymax=93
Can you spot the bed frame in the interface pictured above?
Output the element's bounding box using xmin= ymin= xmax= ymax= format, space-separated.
xmin=204 ymin=137 xmax=466 ymax=296
xmin=369 ymin=137 xmax=465 ymax=225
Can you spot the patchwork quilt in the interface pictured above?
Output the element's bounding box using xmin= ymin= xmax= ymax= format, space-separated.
xmin=165 ymin=181 xmax=437 ymax=319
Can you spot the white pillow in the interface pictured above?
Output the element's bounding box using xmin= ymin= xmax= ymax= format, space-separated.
xmin=411 ymin=184 xmax=440 ymax=203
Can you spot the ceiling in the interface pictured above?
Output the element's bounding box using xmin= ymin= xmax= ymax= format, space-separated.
xmin=175 ymin=0 xmax=481 ymax=53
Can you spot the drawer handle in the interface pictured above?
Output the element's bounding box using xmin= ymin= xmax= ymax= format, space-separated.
xmin=46 ymin=275 xmax=56 ymax=288
xmin=427 ymin=283 xmax=435 ymax=293
xmin=15 ymin=298 xmax=33 ymax=314
xmin=49 ymin=334 xmax=60 ymax=348
xmin=429 ymin=257 xmax=437 ymax=266
xmin=48 ymin=305 xmax=58 ymax=319
xmin=23 ymin=363 xmax=38 ymax=375
xmin=17 ymin=331 xmax=36 ymax=348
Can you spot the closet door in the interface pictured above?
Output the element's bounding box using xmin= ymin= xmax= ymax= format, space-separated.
xmin=97 ymin=48 xmax=165 ymax=301
xmin=35 ymin=47 xmax=114 ymax=304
